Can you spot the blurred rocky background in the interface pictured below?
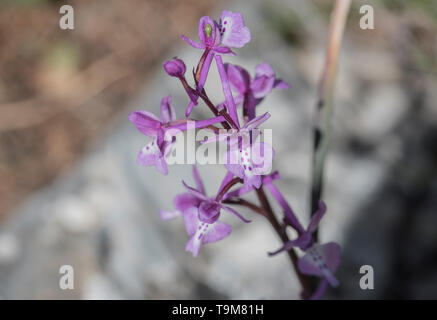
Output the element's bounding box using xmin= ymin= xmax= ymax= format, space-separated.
xmin=0 ymin=0 xmax=436 ymax=299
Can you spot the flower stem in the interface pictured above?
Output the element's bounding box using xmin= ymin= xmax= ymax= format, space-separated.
xmin=215 ymin=177 xmax=242 ymax=202
xmin=255 ymin=187 xmax=312 ymax=298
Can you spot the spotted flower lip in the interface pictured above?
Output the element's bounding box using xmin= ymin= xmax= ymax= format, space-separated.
xmin=160 ymin=166 xmax=250 ymax=257
xmin=219 ymin=10 xmax=251 ymax=48
xmin=298 ymin=242 xmax=341 ymax=288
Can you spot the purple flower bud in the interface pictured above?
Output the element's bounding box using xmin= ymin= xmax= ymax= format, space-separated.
xmin=163 ymin=58 xmax=186 ymax=78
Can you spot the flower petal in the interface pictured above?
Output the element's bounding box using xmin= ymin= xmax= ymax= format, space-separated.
xmin=274 ymin=79 xmax=290 ymax=90
xmin=129 ymin=111 xmax=161 ymax=137
xmin=137 ymin=139 xmax=161 ymax=166
xmin=183 ymin=206 xmax=199 ymax=236
xmin=244 ymin=112 xmax=270 ymax=131
xmin=155 ymin=156 xmax=168 ymax=175
xmin=182 ymin=181 xmax=209 ymax=201
xmin=212 ymin=46 xmax=236 ymax=55
xmin=225 ymin=63 xmax=250 ymax=94
xmin=298 ymin=243 xmax=341 ymax=287
xmin=220 ymin=10 xmax=251 ymax=48
xmin=180 ymin=35 xmax=205 ymax=49
xmin=198 ymin=16 xmax=221 ymax=47
xmin=251 ymin=142 xmax=274 ymax=175
xmin=308 ymin=201 xmax=327 ymax=233
xmin=255 ymin=63 xmax=275 ymax=77
xmin=192 ymin=165 xmax=206 ymax=195
xmin=160 ymin=210 xmax=181 ymax=221
xmin=203 ymin=221 xmax=231 ymax=243
xmin=215 ymin=55 xmax=240 ymax=128
xmin=160 ymin=95 xmax=177 ymax=123
xmin=222 ymin=205 xmax=251 ymax=223
xmin=174 ymin=193 xmax=201 ymax=213
xmin=250 ymin=75 xmax=275 ymax=99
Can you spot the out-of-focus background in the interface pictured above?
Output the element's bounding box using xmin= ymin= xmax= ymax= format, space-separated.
xmin=0 ymin=0 xmax=436 ymax=299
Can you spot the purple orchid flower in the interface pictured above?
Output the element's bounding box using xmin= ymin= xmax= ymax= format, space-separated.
xmin=128 ymin=95 xmax=177 ymax=175
xmin=298 ymin=242 xmax=341 ymax=288
xmin=129 ymin=96 xmax=226 ymax=175
xmin=226 ymin=63 xmax=290 ymax=120
xmin=161 ymin=166 xmax=250 ymax=257
xmin=182 ymin=10 xmax=251 ymax=117
xmin=181 ymin=10 xmax=251 ymax=53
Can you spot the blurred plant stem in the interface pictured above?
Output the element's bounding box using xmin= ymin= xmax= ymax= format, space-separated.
xmin=310 ymin=0 xmax=351 ymax=241
xmin=255 ymin=188 xmax=312 ymax=299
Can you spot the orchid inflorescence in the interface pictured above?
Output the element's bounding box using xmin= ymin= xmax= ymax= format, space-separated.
xmin=129 ymin=10 xmax=340 ymax=299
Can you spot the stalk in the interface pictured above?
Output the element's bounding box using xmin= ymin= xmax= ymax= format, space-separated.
xmin=310 ymin=0 xmax=351 ymax=241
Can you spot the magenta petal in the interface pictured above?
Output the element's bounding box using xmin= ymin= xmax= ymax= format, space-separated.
xmin=183 ymin=207 xmax=198 ymax=237
xmin=174 ymin=193 xmax=201 ymax=213
xmin=291 ymin=232 xmax=313 ymax=251
xmin=220 ymin=10 xmax=251 ymax=48
xmin=212 ymin=46 xmax=236 ymax=55
xmin=185 ymin=101 xmax=196 ymax=117
xmin=203 ymin=221 xmax=231 ymax=243
xmin=163 ymin=58 xmax=186 ymax=78
xmin=185 ymin=237 xmax=200 ymax=257
xmin=322 ymin=242 xmax=341 ymax=274
xmin=129 ymin=111 xmax=161 ymax=137
xmin=250 ymin=75 xmax=275 ymax=99
xmin=155 ymin=156 xmax=168 ymax=175
xmin=244 ymin=112 xmax=270 ymax=131
xmin=222 ymin=205 xmax=251 ymax=223
xmin=268 ymin=240 xmax=294 ymax=256
xmin=264 ymin=182 xmax=304 ymax=233
xmin=182 ymin=181 xmax=209 ymax=201
xmin=197 ymin=50 xmax=214 ymax=93
xmin=181 ymin=35 xmax=205 ymax=49
xmin=308 ymin=201 xmax=327 ymax=233
xmin=251 ymin=142 xmax=274 ymax=175
xmin=198 ymin=201 xmax=221 ymax=223
xmin=192 ymin=165 xmax=205 ymax=195
xmin=160 ymin=95 xmax=177 ymax=123
xmin=198 ymin=16 xmax=221 ymax=47
xmin=298 ymin=243 xmax=341 ymax=287
xmin=160 ymin=210 xmax=181 ymax=221
xmin=215 ymin=55 xmax=240 ymax=128
xmin=244 ymin=174 xmax=262 ymax=189
xmin=274 ymin=79 xmax=290 ymax=90
xmin=255 ymin=63 xmax=275 ymax=77
xmin=226 ymin=63 xmax=250 ymax=94
xmin=225 ymin=163 xmax=245 ymax=180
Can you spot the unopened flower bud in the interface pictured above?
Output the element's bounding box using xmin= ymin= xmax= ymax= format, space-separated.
xmin=163 ymin=58 xmax=186 ymax=78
